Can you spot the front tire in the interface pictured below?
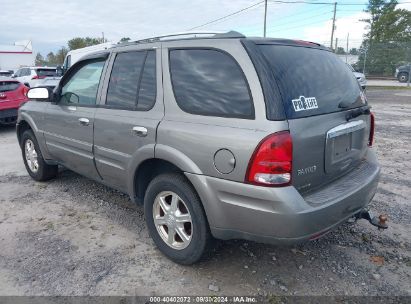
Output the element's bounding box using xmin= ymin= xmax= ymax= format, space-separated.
xmin=398 ymin=72 xmax=409 ymax=83
xmin=144 ymin=173 xmax=213 ymax=265
xmin=21 ymin=130 xmax=57 ymax=181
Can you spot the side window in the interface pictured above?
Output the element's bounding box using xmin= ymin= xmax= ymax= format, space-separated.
xmin=60 ymin=60 xmax=105 ymax=105
xmin=15 ymin=69 xmax=21 ymax=77
xmin=137 ymin=50 xmax=156 ymax=110
xmin=106 ymin=51 xmax=146 ymax=109
xmin=169 ymin=49 xmax=254 ymax=119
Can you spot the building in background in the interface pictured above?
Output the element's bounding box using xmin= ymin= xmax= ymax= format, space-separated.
xmin=0 ymin=40 xmax=35 ymax=72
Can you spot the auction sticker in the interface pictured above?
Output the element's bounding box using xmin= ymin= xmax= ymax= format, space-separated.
xmin=292 ymin=96 xmax=318 ymax=112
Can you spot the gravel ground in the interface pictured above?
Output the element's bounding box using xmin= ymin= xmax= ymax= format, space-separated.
xmin=0 ymin=89 xmax=410 ymax=297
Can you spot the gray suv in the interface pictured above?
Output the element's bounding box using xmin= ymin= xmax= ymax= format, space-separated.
xmin=17 ymin=32 xmax=380 ymax=264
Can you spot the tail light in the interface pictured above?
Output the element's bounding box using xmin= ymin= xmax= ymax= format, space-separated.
xmin=368 ymin=112 xmax=375 ymax=146
xmin=31 ymin=75 xmax=46 ymax=80
xmin=22 ymin=85 xmax=29 ymax=97
xmin=246 ymin=131 xmax=293 ymax=187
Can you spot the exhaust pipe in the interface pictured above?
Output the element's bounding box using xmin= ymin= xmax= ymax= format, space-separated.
xmin=355 ymin=210 xmax=388 ymax=230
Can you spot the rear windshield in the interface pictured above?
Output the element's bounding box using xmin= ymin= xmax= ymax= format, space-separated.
xmin=36 ymin=69 xmax=57 ymax=77
xmin=0 ymin=71 xmax=13 ymax=76
xmin=258 ymin=45 xmax=365 ymax=119
xmin=0 ymin=81 xmax=20 ymax=92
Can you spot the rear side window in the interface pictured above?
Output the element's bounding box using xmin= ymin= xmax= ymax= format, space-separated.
xmin=36 ymin=69 xmax=57 ymax=77
xmin=106 ymin=50 xmax=156 ymax=110
xmin=0 ymin=81 xmax=20 ymax=92
xmin=169 ymin=49 xmax=254 ymax=119
xmin=257 ymin=45 xmax=364 ymax=119
xmin=137 ymin=51 xmax=156 ymax=110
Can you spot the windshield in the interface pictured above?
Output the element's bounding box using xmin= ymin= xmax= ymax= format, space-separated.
xmin=36 ymin=69 xmax=57 ymax=77
xmin=258 ymin=45 xmax=365 ymax=119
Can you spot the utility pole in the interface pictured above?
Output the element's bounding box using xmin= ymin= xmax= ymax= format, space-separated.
xmin=346 ymin=33 xmax=349 ymax=63
xmin=330 ymin=2 xmax=337 ymax=50
xmin=263 ymin=0 xmax=268 ymax=37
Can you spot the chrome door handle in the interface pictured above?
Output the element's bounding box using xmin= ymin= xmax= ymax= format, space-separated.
xmin=78 ymin=117 xmax=90 ymax=126
xmin=132 ymin=126 xmax=148 ymax=137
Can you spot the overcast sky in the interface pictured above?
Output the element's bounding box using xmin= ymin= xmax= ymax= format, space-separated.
xmin=1 ymin=0 xmax=410 ymax=54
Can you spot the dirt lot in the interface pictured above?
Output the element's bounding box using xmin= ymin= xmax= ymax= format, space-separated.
xmin=0 ymin=89 xmax=410 ymax=297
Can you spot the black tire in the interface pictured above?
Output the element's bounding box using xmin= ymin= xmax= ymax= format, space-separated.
xmin=144 ymin=173 xmax=214 ymax=265
xmin=21 ymin=130 xmax=58 ymax=181
xmin=398 ymin=72 xmax=409 ymax=83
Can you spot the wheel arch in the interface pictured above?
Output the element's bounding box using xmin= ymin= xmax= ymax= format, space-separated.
xmin=16 ymin=118 xmax=34 ymax=147
xmin=129 ymin=144 xmax=203 ymax=204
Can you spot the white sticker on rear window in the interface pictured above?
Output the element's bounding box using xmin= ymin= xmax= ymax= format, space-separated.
xmin=291 ymin=96 xmax=318 ymax=112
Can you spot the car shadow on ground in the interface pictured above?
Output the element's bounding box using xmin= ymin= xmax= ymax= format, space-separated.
xmin=0 ymin=124 xmax=16 ymax=134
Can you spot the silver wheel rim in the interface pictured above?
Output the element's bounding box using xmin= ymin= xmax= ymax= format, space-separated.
xmin=153 ymin=191 xmax=193 ymax=250
xmin=400 ymin=75 xmax=407 ymax=81
xmin=25 ymin=139 xmax=39 ymax=173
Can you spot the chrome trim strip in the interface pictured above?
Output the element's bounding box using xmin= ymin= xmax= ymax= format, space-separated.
xmin=327 ymin=120 xmax=365 ymax=139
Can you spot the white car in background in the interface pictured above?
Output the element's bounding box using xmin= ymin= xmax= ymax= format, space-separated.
xmin=13 ymin=67 xmax=59 ymax=88
xmin=347 ymin=64 xmax=367 ymax=90
xmin=62 ymin=42 xmax=116 ymax=71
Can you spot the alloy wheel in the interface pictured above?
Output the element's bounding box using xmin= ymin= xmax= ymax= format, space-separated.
xmin=152 ymin=191 xmax=193 ymax=250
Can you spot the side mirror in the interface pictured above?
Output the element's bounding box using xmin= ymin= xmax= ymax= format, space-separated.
xmin=27 ymin=87 xmax=50 ymax=101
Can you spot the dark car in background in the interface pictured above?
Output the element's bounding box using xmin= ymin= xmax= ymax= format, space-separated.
xmin=0 ymin=77 xmax=29 ymax=124
xmin=0 ymin=70 xmax=14 ymax=77
xmin=395 ymin=64 xmax=410 ymax=83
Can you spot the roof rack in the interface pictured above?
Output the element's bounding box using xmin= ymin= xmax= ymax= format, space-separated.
xmin=132 ymin=31 xmax=245 ymax=44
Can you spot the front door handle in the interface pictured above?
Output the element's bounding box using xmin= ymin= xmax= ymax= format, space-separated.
xmin=132 ymin=126 xmax=148 ymax=137
xmin=78 ymin=117 xmax=90 ymax=126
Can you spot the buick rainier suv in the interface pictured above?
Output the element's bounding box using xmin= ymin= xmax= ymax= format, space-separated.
xmin=17 ymin=32 xmax=381 ymax=264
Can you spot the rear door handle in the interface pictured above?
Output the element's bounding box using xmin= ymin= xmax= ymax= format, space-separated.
xmin=132 ymin=126 xmax=148 ymax=137
xmin=78 ymin=117 xmax=90 ymax=126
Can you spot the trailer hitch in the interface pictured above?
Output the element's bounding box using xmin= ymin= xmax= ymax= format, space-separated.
xmin=355 ymin=210 xmax=388 ymax=230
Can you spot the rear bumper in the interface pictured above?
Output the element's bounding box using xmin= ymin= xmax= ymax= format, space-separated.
xmin=185 ymin=149 xmax=380 ymax=244
xmin=0 ymin=108 xmax=18 ymax=123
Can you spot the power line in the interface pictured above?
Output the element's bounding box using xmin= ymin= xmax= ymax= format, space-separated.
xmin=269 ymin=0 xmax=411 ymax=5
xmin=187 ymin=0 xmax=411 ymax=33
xmin=236 ymin=3 xmax=331 ymax=33
xmin=188 ymin=1 xmax=265 ymax=30
xmin=270 ymin=16 xmax=334 ymax=33
xmin=267 ymin=3 xmax=331 ymax=22
xmin=269 ymin=9 xmax=334 ymax=29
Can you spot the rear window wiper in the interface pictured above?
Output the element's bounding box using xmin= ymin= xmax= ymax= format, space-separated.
xmin=345 ymin=106 xmax=371 ymax=121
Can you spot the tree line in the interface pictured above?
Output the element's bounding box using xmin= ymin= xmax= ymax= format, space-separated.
xmin=356 ymin=0 xmax=411 ymax=75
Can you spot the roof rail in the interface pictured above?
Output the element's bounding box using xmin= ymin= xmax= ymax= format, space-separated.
xmin=132 ymin=31 xmax=245 ymax=44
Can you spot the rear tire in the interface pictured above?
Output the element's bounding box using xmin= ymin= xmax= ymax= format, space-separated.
xmin=21 ymin=130 xmax=57 ymax=181
xmin=144 ymin=173 xmax=213 ymax=265
xmin=398 ymin=72 xmax=409 ymax=83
